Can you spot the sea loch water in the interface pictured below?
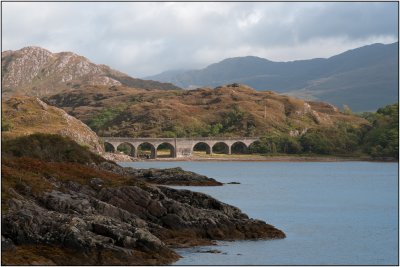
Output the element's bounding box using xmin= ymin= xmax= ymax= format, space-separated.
xmin=120 ymin=161 xmax=398 ymax=265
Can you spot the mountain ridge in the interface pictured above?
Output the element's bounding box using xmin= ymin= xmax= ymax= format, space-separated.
xmin=146 ymin=42 xmax=398 ymax=111
xmin=1 ymin=46 xmax=181 ymax=98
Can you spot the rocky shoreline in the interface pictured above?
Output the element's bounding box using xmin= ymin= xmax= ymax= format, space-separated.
xmin=98 ymin=162 xmax=223 ymax=186
xmin=102 ymin=153 xmax=390 ymax=163
xmin=2 ymin=158 xmax=285 ymax=265
xmin=138 ymin=157 xmax=396 ymax=162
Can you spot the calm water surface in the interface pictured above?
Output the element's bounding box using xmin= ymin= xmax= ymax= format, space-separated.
xmin=120 ymin=161 xmax=398 ymax=265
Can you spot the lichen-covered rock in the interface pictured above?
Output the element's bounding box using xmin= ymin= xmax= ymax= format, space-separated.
xmin=2 ymin=188 xmax=175 ymax=265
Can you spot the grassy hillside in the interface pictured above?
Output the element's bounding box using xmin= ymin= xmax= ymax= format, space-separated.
xmin=44 ymin=83 xmax=368 ymax=140
xmin=2 ymin=96 xmax=103 ymax=153
xmin=2 ymin=133 xmax=105 ymax=164
xmin=45 ymin=83 xmax=399 ymax=159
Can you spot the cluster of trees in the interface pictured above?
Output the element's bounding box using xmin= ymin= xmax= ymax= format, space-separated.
xmin=249 ymin=123 xmax=362 ymax=156
xmin=161 ymin=106 xmax=255 ymax=138
xmin=360 ymin=103 xmax=398 ymax=158
xmin=87 ymin=105 xmax=127 ymax=133
xmin=89 ymin=106 xmax=249 ymax=138
xmin=249 ymin=103 xmax=398 ymax=159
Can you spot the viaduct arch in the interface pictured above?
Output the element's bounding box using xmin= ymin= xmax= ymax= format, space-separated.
xmin=102 ymin=137 xmax=259 ymax=159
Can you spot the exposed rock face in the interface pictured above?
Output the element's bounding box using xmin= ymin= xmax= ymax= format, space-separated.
xmin=2 ymin=96 xmax=104 ymax=153
xmin=2 ymin=47 xmax=108 ymax=88
xmin=2 ymin=47 xmax=48 ymax=88
xmin=3 ymin=189 xmax=176 ymax=265
xmin=2 ymin=47 xmax=117 ymax=97
xmin=2 ymin=46 xmax=181 ymax=98
xmin=101 ymin=152 xmax=136 ymax=162
xmin=2 ymin=164 xmax=285 ymax=265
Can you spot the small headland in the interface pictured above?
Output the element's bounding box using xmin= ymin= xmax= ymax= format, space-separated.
xmin=1 ymin=134 xmax=285 ymax=265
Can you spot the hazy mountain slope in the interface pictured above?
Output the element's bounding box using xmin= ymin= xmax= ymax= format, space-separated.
xmin=44 ymin=83 xmax=368 ymax=138
xmin=1 ymin=47 xmax=181 ymax=98
xmin=287 ymin=60 xmax=398 ymax=111
xmin=146 ymin=42 xmax=398 ymax=111
xmin=147 ymin=69 xmax=192 ymax=86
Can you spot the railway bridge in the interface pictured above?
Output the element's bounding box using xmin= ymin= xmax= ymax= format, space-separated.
xmin=101 ymin=137 xmax=260 ymax=159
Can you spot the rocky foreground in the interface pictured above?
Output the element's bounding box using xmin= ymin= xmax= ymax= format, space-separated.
xmin=2 ymin=136 xmax=285 ymax=265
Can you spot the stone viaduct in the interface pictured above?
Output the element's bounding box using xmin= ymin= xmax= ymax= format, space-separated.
xmin=101 ymin=137 xmax=260 ymax=159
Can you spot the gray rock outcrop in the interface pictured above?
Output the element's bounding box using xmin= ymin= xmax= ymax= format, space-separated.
xmin=2 ymin=168 xmax=285 ymax=265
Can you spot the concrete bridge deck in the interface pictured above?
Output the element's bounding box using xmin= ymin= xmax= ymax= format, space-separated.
xmin=101 ymin=137 xmax=260 ymax=158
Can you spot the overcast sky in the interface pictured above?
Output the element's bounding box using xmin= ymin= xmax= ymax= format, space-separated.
xmin=2 ymin=2 xmax=398 ymax=77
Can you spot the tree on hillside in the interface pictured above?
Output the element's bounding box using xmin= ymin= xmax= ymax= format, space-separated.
xmin=361 ymin=103 xmax=398 ymax=159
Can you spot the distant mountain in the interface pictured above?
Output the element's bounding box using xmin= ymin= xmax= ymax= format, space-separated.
xmin=1 ymin=47 xmax=181 ymax=98
xmin=146 ymin=69 xmax=191 ymax=85
xmin=147 ymin=42 xmax=398 ymax=111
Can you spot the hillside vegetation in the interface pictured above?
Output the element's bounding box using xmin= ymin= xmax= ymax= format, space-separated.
xmin=247 ymin=103 xmax=398 ymax=159
xmin=44 ymin=83 xmax=398 ymax=159
xmin=360 ymin=103 xmax=398 ymax=159
xmin=45 ymin=83 xmax=398 ymax=158
xmin=45 ymin=83 xmax=368 ymax=140
xmin=2 ymin=133 xmax=106 ymax=164
xmin=2 ymin=96 xmax=103 ymax=153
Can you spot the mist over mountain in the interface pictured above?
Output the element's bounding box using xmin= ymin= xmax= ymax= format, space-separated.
xmin=1 ymin=47 xmax=181 ymax=99
xmin=146 ymin=42 xmax=398 ymax=111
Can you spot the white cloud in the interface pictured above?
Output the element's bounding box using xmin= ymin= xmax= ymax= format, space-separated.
xmin=257 ymin=35 xmax=398 ymax=62
xmin=2 ymin=2 xmax=398 ymax=77
xmin=238 ymin=11 xmax=262 ymax=30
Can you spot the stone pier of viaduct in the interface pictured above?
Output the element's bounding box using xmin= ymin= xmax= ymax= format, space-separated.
xmin=101 ymin=137 xmax=260 ymax=159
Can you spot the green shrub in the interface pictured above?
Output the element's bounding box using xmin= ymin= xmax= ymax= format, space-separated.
xmin=360 ymin=103 xmax=398 ymax=158
xmin=88 ymin=105 xmax=126 ymax=132
xmin=221 ymin=106 xmax=244 ymax=133
xmin=2 ymin=133 xmax=105 ymax=164
xmin=1 ymin=118 xmax=12 ymax=132
xmin=300 ymin=131 xmax=333 ymax=154
xmin=248 ymin=134 xmax=302 ymax=154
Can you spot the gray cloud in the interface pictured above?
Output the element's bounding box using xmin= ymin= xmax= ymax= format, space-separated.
xmin=2 ymin=2 xmax=398 ymax=77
